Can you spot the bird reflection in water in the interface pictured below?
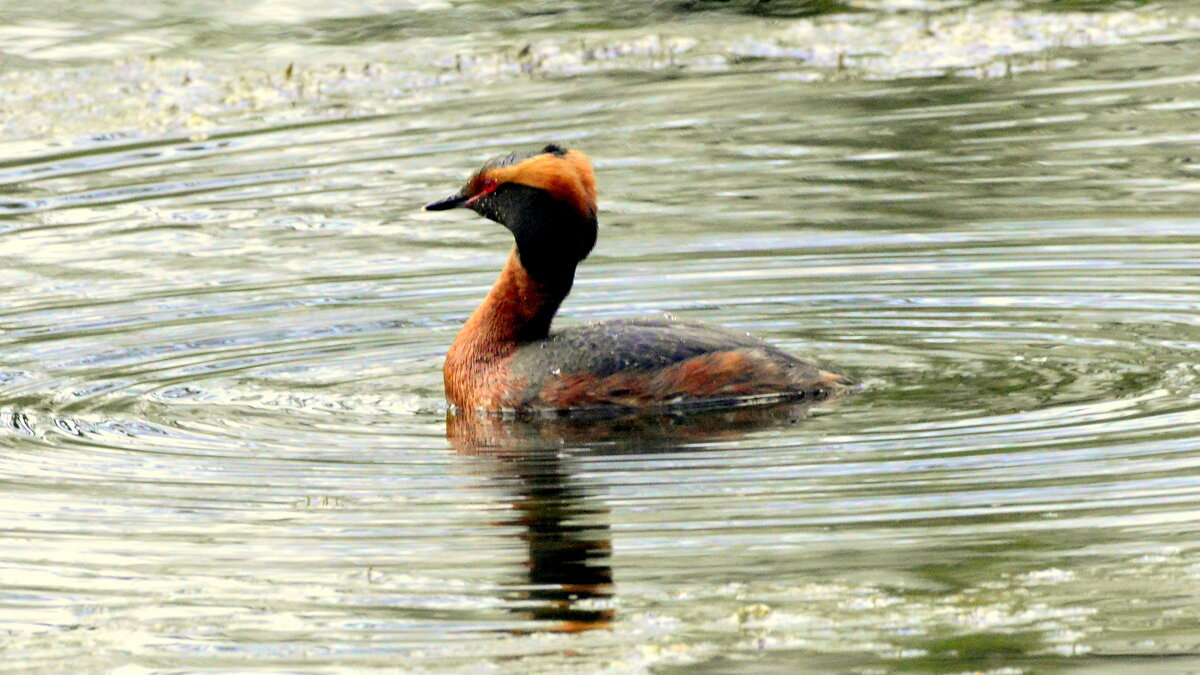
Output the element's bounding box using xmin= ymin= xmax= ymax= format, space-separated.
xmin=447 ymin=401 xmax=821 ymax=633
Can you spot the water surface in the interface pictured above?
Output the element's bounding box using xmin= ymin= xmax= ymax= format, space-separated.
xmin=3 ymin=0 xmax=1200 ymax=671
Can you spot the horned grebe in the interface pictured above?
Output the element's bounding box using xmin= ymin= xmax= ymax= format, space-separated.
xmin=426 ymin=144 xmax=851 ymax=413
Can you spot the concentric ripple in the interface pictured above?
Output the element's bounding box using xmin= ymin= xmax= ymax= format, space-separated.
xmin=3 ymin=1 xmax=1200 ymax=672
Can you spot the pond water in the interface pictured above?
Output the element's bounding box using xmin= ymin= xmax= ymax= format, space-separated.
xmin=3 ymin=0 xmax=1200 ymax=671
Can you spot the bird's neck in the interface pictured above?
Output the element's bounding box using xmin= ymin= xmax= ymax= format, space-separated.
xmin=445 ymin=248 xmax=573 ymax=407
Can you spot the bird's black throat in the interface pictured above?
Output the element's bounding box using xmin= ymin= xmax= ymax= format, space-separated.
xmin=473 ymin=183 xmax=597 ymax=289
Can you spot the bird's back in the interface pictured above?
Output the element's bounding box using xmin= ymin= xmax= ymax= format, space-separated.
xmin=504 ymin=319 xmax=851 ymax=411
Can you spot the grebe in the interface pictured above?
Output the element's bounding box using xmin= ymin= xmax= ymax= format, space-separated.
xmin=426 ymin=144 xmax=851 ymax=413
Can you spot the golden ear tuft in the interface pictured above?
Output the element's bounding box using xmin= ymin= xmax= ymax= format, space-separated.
xmin=488 ymin=149 xmax=597 ymax=217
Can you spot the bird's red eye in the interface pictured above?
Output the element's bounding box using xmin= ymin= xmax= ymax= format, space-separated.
xmin=465 ymin=178 xmax=500 ymax=207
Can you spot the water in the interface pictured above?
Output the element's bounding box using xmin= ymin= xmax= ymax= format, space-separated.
xmin=3 ymin=0 xmax=1200 ymax=671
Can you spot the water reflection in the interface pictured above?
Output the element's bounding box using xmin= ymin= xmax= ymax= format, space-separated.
xmin=495 ymin=447 xmax=614 ymax=633
xmin=447 ymin=403 xmax=818 ymax=632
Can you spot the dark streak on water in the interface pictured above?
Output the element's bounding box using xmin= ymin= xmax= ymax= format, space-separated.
xmin=2 ymin=1 xmax=1200 ymax=672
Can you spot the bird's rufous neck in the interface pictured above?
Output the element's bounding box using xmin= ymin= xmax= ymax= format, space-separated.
xmin=444 ymin=248 xmax=570 ymax=408
xmin=444 ymin=246 xmax=568 ymax=403
xmin=464 ymin=247 xmax=567 ymax=346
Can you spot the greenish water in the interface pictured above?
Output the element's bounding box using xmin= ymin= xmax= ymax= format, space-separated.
xmin=3 ymin=1 xmax=1200 ymax=672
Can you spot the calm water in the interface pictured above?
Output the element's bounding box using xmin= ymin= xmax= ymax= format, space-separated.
xmin=3 ymin=1 xmax=1200 ymax=672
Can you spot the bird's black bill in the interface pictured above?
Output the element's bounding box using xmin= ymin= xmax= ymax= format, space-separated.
xmin=424 ymin=193 xmax=469 ymax=211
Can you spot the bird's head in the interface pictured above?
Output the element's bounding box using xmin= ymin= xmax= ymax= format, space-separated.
xmin=425 ymin=144 xmax=598 ymax=282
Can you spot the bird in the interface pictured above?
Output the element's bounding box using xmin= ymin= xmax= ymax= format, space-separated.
xmin=425 ymin=144 xmax=852 ymax=414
